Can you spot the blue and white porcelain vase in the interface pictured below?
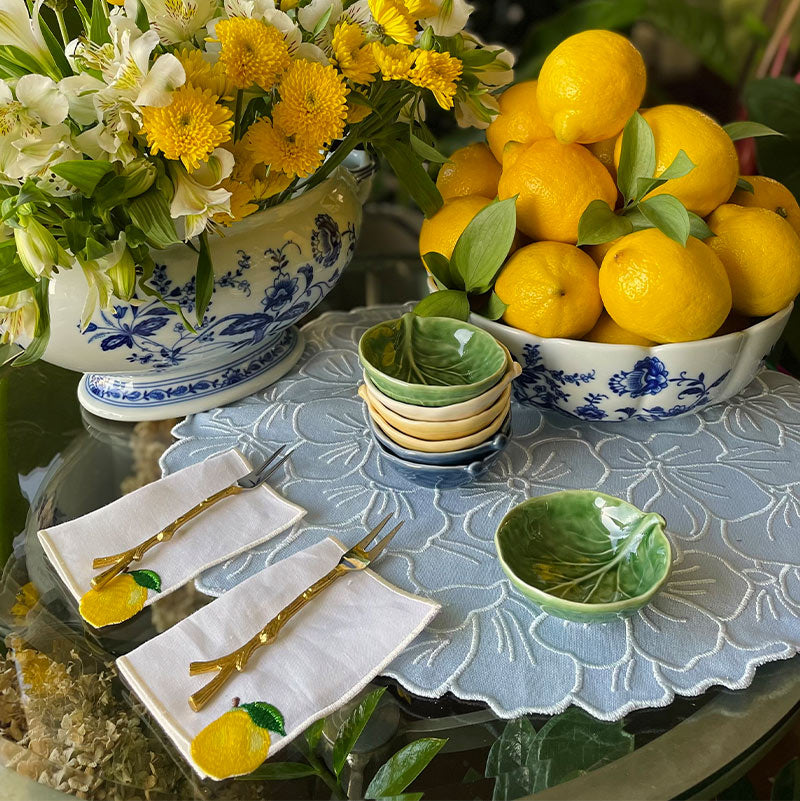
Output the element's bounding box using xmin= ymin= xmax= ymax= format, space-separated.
xmin=41 ymin=165 xmax=364 ymax=421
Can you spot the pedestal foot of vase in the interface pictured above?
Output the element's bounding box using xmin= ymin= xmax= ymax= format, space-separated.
xmin=76 ymin=327 xmax=305 ymax=422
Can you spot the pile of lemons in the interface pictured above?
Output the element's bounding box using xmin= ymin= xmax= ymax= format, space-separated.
xmin=420 ymin=29 xmax=800 ymax=345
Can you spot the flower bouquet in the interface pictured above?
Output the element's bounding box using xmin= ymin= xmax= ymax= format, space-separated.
xmin=0 ymin=0 xmax=512 ymax=374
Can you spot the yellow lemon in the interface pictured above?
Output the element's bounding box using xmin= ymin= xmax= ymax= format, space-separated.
xmin=599 ymin=229 xmax=732 ymax=343
xmin=494 ymin=241 xmax=603 ymax=338
xmin=584 ymin=311 xmax=656 ymax=346
xmin=418 ymin=194 xmax=491 ymax=261
xmin=79 ymin=573 xmax=149 ymax=628
xmin=729 ymin=175 xmax=800 ymax=236
xmin=583 ymin=238 xmax=620 ymax=267
xmin=613 ymin=105 xmax=738 ymax=217
xmin=191 ymin=704 xmax=278 ymax=780
xmin=498 ymin=139 xmax=617 ymax=243
xmin=587 ymin=136 xmax=618 ymax=178
xmin=436 ymin=142 xmax=501 ymax=201
xmin=537 ymin=30 xmax=646 ymax=144
xmin=706 ymin=204 xmax=800 ymax=317
xmin=485 ymin=80 xmax=553 ymax=161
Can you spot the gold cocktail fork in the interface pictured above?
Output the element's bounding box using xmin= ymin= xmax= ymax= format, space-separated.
xmin=90 ymin=446 xmax=295 ymax=591
xmin=187 ymin=514 xmax=403 ymax=712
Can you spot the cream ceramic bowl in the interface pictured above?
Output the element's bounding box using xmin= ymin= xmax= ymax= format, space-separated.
xmin=359 ymin=383 xmax=511 ymax=440
xmin=366 ymin=395 xmax=509 ymax=453
xmin=361 ymin=360 xmax=521 ymax=422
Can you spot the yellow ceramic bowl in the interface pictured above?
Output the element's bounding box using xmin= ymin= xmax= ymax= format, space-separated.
xmin=365 ymin=395 xmax=509 ymax=453
xmin=359 ymin=384 xmax=511 ymax=441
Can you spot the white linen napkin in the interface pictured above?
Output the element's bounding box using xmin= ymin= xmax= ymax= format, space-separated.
xmin=38 ymin=449 xmax=306 ymax=610
xmin=116 ymin=537 xmax=440 ymax=779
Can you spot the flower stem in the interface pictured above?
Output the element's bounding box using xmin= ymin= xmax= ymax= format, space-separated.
xmin=234 ymin=90 xmax=244 ymax=141
xmin=55 ymin=8 xmax=69 ymax=46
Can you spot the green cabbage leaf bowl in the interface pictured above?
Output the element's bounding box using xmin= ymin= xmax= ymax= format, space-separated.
xmin=495 ymin=491 xmax=672 ymax=624
xmin=358 ymin=313 xmax=508 ymax=407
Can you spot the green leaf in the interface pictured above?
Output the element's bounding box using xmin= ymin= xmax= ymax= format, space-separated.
xmin=241 ymin=702 xmax=286 ymax=736
xmin=688 ymin=212 xmax=715 ymax=240
xmin=410 ymin=134 xmax=450 ymax=165
xmin=451 ymin=197 xmax=517 ymax=293
xmin=237 ymin=762 xmax=317 ymax=781
xmin=304 ymin=718 xmax=325 ymax=751
xmin=39 ymin=15 xmax=73 ymax=76
xmin=485 ymin=717 xmax=537 ymax=779
xmin=12 ymin=278 xmax=50 ymax=367
xmin=51 ymin=160 xmax=115 ymax=197
xmin=0 ymin=257 xmax=36 ymax=295
xmin=195 ymin=232 xmax=213 ymax=325
xmin=128 ymin=188 xmax=180 ymax=249
xmin=637 ymin=194 xmax=690 ymax=245
xmin=737 ymin=177 xmax=755 ymax=194
xmin=481 ymin=292 xmax=508 ymax=321
xmin=312 ymin=5 xmax=333 ymax=36
xmin=413 ymin=289 xmax=470 ymax=321
xmin=379 ymin=140 xmax=443 ymax=218
xmin=332 ymin=687 xmax=386 ymax=777
xmin=90 ymin=0 xmax=111 ymax=44
xmin=84 ymin=237 xmax=111 ymax=261
xmin=365 ymin=739 xmax=447 ymax=799
xmin=459 ymin=48 xmax=503 ymax=67
xmin=372 ymin=795 xmax=424 ymax=801
xmin=129 ymin=569 xmax=161 ymax=592
xmin=635 ymin=149 xmax=696 ymax=200
xmin=577 ymin=199 xmax=633 ymax=246
xmin=616 ymin=111 xmax=656 ymax=204
xmin=422 ymin=251 xmax=459 ymax=290
xmin=723 ymin=121 xmax=784 ymax=141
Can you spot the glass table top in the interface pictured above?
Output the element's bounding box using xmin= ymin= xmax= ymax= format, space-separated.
xmin=1 ymin=209 xmax=798 ymax=801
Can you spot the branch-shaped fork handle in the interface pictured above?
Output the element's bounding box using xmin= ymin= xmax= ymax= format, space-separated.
xmin=187 ymin=515 xmax=403 ymax=712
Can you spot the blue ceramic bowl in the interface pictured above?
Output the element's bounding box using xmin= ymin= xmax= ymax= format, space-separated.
xmin=367 ymin=411 xmax=512 ymax=466
xmin=374 ymin=436 xmax=506 ymax=488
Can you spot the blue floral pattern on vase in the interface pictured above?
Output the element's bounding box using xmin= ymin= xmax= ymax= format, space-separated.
xmin=512 ymin=343 xmax=596 ymax=407
xmin=609 ymin=357 xmax=669 ymax=398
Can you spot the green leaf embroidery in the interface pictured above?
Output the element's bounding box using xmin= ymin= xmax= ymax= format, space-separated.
xmin=577 ymin=199 xmax=633 ymax=246
xmin=332 ymin=687 xmax=386 ymax=777
xmin=195 ymin=232 xmax=214 ymax=325
xmin=410 ymin=134 xmax=450 ymax=165
xmin=365 ymin=738 xmax=447 ymax=799
xmin=637 ymin=194 xmax=690 ymax=246
xmin=688 ymin=212 xmax=715 ymax=240
xmin=451 ymin=197 xmax=517 ymax=293
xmin=238 ymin=762 xmax=318 ymax=781
xmin=129 ymin=569 xmax=162 ymax=592
xmin=481 ymin=292 xmax=508 ymax=321
xmin=380 ymin=140 xmax=443 ymax=218
xmin=616 ymin=111 xmax=656 ymax=204
xmin=422 ymin=251 xmax=460 ymax=290
xmin=413 ymin=289 xmax=470 ymax=321
xmin=50 ymin=161 xmax=115 ymax=197
xmin=723 ymin=121 xmax=784 ymax=141
xmin=736 ymin=177 xmax=755 ymax=194
xmin=241 ymin=702 xmax=286 ymax=736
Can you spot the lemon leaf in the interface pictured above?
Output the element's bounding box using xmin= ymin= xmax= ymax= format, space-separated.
xmin=333 ymin=687 xmax=386 ymax=777
xmin=422 ymin=251 xmax=461 ymax=290
xmin=241 ymin=702 xmax=286 ymax=736
xmin=577 ymin=199 xmax=633 ymax=246
xmin=617 ymin=111 xmax=656 ymax=205
xmin=365 ymin=738 xmax=447 ymax=799
xmin=451 ymin=197 xmax=517 ymax=293
xmin=634 ymin=150 xmax=695 ymax=201
xmin=723 ymin=121 xmax=784 ymax=141
xmin=688 ymin=212 xmax=715 ymax=240
xmin=637 ymin=195 xmax=690 ymax=246
xmin=481 ymin=292 xmax=508 ymax=321
xmin=129 ymin=569 xmax=161 ymax=592
xmin=414 ymin=290 xmax=470 ymax=321
xmin=736 ymin=177 xmax=755 ymax=194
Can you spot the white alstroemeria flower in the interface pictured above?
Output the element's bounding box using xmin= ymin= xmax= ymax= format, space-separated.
xmin=455 ymin=90 xmax=498 ymax=129
xmin=423 ymin=0 xmax=473 ymax=37
xmin=15 ymin=75 xmax=69 ymax=126
xmin=9 ymin=123 xmax=81 ymax=188
xmin=461 ymin=33 xmax=515 ymax=88
xmin=0 ymin=289 xmax=37 ymax=344
xmin=78 ymin=254 xmax=115 ymax=330
xmin=141 ymin=0 xmax=218 ymax=44
xmin=0 ymin=0 xmax=56 ymax=75
xmin=14 ymin=214 xmax=71 ymax=279
xmin=59 ymin=74 xmax=107 ymax=126
xmin=224 ymin=0 xmax=277 ymax=17
xmin=298 ymin=0 xmax=342 ymax=34
xmin=170 ymin=151 xmax=233 ymax=240
xmin=296 ymin=42 xmax=330 ymax=63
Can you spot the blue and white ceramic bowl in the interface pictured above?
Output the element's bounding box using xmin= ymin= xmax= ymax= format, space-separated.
xmin=368 ymin=411 xmax=511 ymax=466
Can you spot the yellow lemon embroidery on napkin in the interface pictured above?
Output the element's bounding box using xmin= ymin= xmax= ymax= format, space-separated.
xmin=79 ymin=570 xmax=161 ymax=628
xmin=191 ymin=701 xmax=285 ymax=780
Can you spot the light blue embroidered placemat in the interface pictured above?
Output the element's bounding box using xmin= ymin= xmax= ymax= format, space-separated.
xmin=160 ymin=304 xmax=800 ymax=721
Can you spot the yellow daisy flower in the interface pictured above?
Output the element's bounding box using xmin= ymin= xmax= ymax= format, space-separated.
xmin=141 ymin=85 xmax=234 ymax=171
xmin=372 ymin=42 xmax=417 ymax=80
xmin=273 ymin=60 xmax=348 ymax=145
xmin=214 ymin=17 xmax=291 ymax=90
xmin=214 ymin=179 xmax=258 ymax=226
xmin=368 ymin=0 xmax=417 ymax=45
xmin=403 ymin=0 xmax=437 ymax=17
xmin=347 ymin=100 xmax=372 ymax=124
xmin=250 ymin=169 xmax=293 ymax=200
xmin=331 ymin=22 xmax=378 ymax=85
xmin=245 ymin=118 xmax=324 ymax=178
xmin=177 ymin=49 xmax=236 ymax=100
xmin=409 ymin=49 xmax=462 ymax=109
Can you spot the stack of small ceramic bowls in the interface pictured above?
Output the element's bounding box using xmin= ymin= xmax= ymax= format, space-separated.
xmin=357 ymin=313 xmax=521 ymax=488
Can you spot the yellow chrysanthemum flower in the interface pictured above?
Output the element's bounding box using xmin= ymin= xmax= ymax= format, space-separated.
xmin=177 ymin=49 xmax=236 ymax=100
xmin=368 ymin=0 xmax=417 ymax=45
xmin=273 ymin=60 xmax=348 ymax=145
xmin=214 ymin=179 xmax=258 ymax=226
xmin=331 ymin=22 xmax=378 ymax=85
xmin=372 ymin=42 xmax=417 ymax=80
xmin=280 ymin=0 xmax=299 ymax=8
xmin=403 ymin=0 xmax=437 ymax=17
xmin=141 ymin=85 xmax=234 ymax=171
xmin=409 ymin=49 xmax=462 ymax=109
xmin=250 ymin=169 xmax=293 ymax=200
xmin=226 ymin=139 xmax=258 ymax=182
xmin=214 ymin=17 xmax=291 ymax=90
xmin=347 ymin=100 xmax=372 ymax=124
xmin=245 ymin=118 xmax=324 ymax=178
